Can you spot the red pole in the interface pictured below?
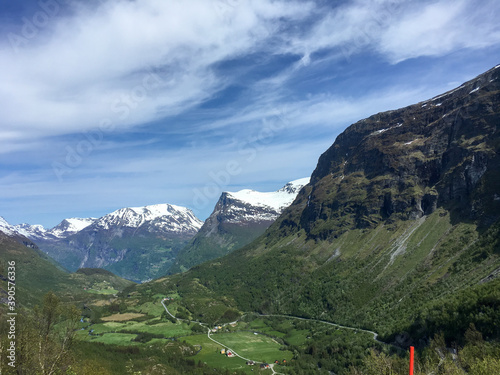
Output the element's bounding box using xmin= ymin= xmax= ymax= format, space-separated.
xmin=409 ymin=346 xmax=414 ymax=375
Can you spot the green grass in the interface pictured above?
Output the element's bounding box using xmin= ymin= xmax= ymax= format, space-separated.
xmin=130 ymin=300 xmax=166 ymax=315
xmin=212 ymin=331 xmax=292 ymax=363
xmin=284 ymin=330 xmax=310 ymax=346
xmin=182 ymin=331 xmax=292 ymax=373
xmin=86 ymin=333 xmax=139 ymax=345
xmin=77 ymin=320 xmax=192 ymax=339
xmin=87 ymin=288 xmax=118 ymax=295
xmin=183 ymin=334 xmax=251 ymax=371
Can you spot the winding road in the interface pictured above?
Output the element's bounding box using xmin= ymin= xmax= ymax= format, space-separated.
xmin=255 ymin=313 xmax=382 ymax=343
xmin=160 ymin=299 xmax=392 ymax=374
xmin=160 ymin=299 xmax=284 ymax=374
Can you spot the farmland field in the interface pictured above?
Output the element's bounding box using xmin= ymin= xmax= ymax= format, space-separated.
xmin=101 ymin=313 xmax=145 ymax=321
xmin=183 ymin=330 xmax=293 ymax=373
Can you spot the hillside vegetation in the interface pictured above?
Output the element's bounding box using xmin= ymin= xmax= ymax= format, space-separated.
xmin=134 ymin=65 xmax=500 ymax=373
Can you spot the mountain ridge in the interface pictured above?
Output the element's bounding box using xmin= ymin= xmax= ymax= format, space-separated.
xmin=168 ymin=178 xmax=309 ymax=273
xmin=2 ymin=203 xmax=204 ymax=282
xmin=277 ymin=63 xmax=500 ymax=241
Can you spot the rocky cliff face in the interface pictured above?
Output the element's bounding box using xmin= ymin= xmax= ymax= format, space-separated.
xmin=282 ymin=65 xmax=500 ymax=240
xmin=169 ymin=178 xmax=309 ymax=273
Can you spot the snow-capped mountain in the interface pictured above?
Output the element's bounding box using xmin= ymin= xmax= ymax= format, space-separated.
xmin=14 ymin=223 xmax=50 ymax=239
xmin=0 ymin=216 xmax=17 ymax=237
xmin=93 ymin=204 xmax=202 ymax=234
xmin=15 ymin=203 xmax=203 ymax=282
xmin=224 ymin=177 xmax=310 ymax=223
xmin=0 ymin=217 xmax=41 ymax=250
xmin=0 ymin=216 xmax=96 ymax=241
xmin=169 ymin=178 xmax=310 ymax=274
xmin=0 ymin=217 xmax=48 ymax=241
xmin=49 ymin=218 xmax=96 ymax=238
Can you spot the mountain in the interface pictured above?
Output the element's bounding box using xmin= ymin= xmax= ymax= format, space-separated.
xmin=0 ymin=216 xmax=42 ymax=250
xmin=168 ymin=178 xmax=309 ymax=273
xmin=27 ymin=204 xmax=203 ymax=282
xmin=47 ymin=217 xmax=96 ymax=238
xmin=16 ymin=217 xmax=96 ymax=240
xmin=0 ymin=230 xmax=134 ymax=309
xmin=1 ymin=216 xmax=96 ymax=241
xmin=0 ymin=216 xmax=21 ymax=237
xmin=156 ymin=65 xmax=500 ymax=347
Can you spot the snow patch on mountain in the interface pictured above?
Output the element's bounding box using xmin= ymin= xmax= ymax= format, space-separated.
xmin=49 ymin=218 xmax=96 ymax=238
xmin=14 ymin=223 xmax=47 ymax=239
xmin=0 ymin=216 xmax=17 ymax=236
xmin=227 ymin=178 xmax=309 ymax=212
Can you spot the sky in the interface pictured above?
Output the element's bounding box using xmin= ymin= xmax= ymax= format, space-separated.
xmin=1 ymin=0 xmax=500 ymax=228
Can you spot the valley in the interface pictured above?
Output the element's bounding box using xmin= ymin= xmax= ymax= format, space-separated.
xmin=1 ymin=64 xmax=500 ymax=374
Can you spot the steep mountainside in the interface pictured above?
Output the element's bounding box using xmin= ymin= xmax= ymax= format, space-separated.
xmin=158 ymin=65 xmax=500 ymax=345
xmin=292 ymin=65 xmax=500 ymax=239
xmin=168 ymin=178 xmax=309 ymax=273
xmin=0 ymin=231 xmax=134 ymax=309
xmin=27 ymin=204 xmax=203 ymax=282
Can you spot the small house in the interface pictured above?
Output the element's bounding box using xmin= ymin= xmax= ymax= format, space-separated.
xmin=227 ymin=350 xmax=235 ymax=358
xmin=246 ymin=360 xmax=255 ymax=366
xmin=260 ymin=363 xmax=270 ymax=369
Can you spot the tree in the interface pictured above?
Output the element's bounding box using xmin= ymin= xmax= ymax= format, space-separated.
xmin=15 ymin=292 xmax=80 ymax=375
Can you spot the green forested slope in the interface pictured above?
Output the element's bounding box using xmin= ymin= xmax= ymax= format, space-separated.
xmin=155 ymin=65 xmax=500 ymax=346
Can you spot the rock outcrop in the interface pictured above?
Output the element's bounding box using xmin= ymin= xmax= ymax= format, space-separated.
xmin=282 ymin=65 xmax=500 ymax=240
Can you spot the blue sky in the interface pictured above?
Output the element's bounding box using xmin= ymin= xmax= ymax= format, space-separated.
xmin=1 ymin=0 xmax=500 ymax=228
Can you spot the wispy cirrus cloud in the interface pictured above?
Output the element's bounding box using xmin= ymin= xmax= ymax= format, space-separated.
xmin=0 ymin=0 xmax=313 ymax=143
xmin=378 ymin=0 xmax=500 ymax=63
xmin=2 ymin=0 xmax=499 ymax=145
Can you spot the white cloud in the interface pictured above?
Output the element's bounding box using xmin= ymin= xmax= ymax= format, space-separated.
xmin=277 ymin=0 xmax=500 ymax=64
xmin=378 ymin=0 xmax=500 ymax=63
xmin=1 ymin=0 xmax=498 ymax=147
xmin=0 ymin=0 xmax=312 ymax=144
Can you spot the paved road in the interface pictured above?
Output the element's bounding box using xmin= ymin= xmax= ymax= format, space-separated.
xmin=160 ymin=301 xmax=253 ymax=361
xmin=254 ymin=313 xmax=403 ymax=352
xmin=160 ymin=299 xmax=395 ymax=373
xmin=160 ymin=299 xmax=284 ymax=374
xmin=255 ymin=313 xmax=381 ymax=342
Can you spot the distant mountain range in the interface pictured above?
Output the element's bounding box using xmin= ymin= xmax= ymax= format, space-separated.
xmin=169 ymin=178 xmax=309 ymax=273
xmin=12 ymin=217 xmax=96 ymax=240
xmin=1 ymin=179 xmax=308 ymax=281
xmin=0 ymin=204 xmax=203 ymax=282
